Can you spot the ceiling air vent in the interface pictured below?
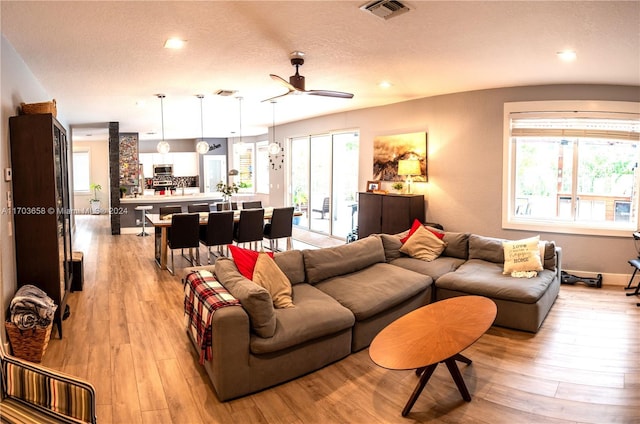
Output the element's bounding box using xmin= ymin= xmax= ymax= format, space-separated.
xmin=215 ymin=89 xmax=237 ymax=97
xmin=360 ymin=0 xmax=410 ymax=20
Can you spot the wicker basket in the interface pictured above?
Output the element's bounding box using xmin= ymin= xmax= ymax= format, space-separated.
xmin=20 ymin=99 xmax=57 ymax=117
xmin=5 ymin=321 xmax=53 ymax=363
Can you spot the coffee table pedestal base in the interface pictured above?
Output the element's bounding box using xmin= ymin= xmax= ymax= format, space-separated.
xmin=402 ymin=353 xmax=472 ymax=417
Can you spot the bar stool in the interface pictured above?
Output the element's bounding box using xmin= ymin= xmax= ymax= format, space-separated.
xmin=135 ymin=205 xmax=153 ymax=236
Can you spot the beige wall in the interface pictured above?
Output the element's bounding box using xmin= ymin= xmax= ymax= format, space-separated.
xmin=269 ymin=84 xmax=640 ymax=277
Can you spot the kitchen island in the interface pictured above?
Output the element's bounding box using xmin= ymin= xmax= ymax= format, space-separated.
xmin=120 ymin=193 xmax=222 ymax=234
xmin=119 ymin=192 xmax=265 ymax=233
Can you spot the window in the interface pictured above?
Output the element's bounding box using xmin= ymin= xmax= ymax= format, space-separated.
xmin=72 ymin=150 xmax=90 ymax=192
xmin=255 ymin=141 xmax=269 ymax=194
xmin=503 ymin=101 xmax=640 ymax=236
xmin=232 ymin=142 xmax=255 ymax=193
xmin=290 ymin=130 xmax=359 ymax=238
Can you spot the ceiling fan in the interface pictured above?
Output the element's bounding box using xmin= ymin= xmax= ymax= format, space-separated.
xmin=263 ymin=51 xmax=354 ymax=102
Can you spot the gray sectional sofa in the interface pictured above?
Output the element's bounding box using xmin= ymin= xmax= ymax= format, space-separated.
xmin=184 ymin=228 xmax=561 ymax=401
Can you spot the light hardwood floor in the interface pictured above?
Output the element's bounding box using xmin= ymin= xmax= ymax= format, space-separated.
xmin=41 ymin=215 xmax=640 ymax=423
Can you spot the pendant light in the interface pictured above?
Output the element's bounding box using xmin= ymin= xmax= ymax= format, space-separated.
xmin=195 ymin=94 xmax=210 ymax=154
xmin=156 ymin=94 xmax=170 ymax=154
xmin=268 ymin=100 xmax=281 ymax=155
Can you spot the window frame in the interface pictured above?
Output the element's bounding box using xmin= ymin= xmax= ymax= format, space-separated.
xmin=502 ymin=100 xmax=640 ymax=237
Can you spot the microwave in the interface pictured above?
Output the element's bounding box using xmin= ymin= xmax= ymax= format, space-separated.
xmin=153 ymin=164 xmax=173 ymax=176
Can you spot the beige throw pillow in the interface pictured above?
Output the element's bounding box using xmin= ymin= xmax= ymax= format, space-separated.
xmin=503 ymin=235 xmax=543 ymax=275
xmin=253 ymin=252 xmax=295 ymax=309
xmin=399 ymin=224 xmax=447 ymax=262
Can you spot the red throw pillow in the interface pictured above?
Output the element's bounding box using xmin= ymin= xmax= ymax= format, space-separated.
xmin=228 ymin=245 xmax=274 ymax=280
xmin=400 ymin=219 xmax=445 ymax=243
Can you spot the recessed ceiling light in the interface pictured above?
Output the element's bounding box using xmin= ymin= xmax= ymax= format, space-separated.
xmin=164 ymin=38 xmax=186 ymax=49
xmin=379 ymin=81 xmax=393 ymax=89
xmin=557 ymin=50 xmax=577 ymax=62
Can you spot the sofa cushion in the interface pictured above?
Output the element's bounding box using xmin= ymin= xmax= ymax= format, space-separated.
xmin=442 ymin=231 xmax=470 ymax=260
xmin=214 ymin=258 xmax=276 ymax=337
xmin=249 ymin=284 xmax=355 ymax=354
xmin=303 ymin=236 xmax=386 ymax=284
xmin=436 ymin=259 xmax=556 ymax=303
xmin=543 ymin=241 xmax=557 ymax=272
xmin=468 ymin=234 xmax=505 ymax=264
xmin=253 ymin=253 xmax=294 ymax=309
xmin=503 ymin=235 xmax=543 ymax=274
xmin=228 ymin=245 xmax=273 ymax=279
xmin=382 ymin=230 xmax=470 ymax=262
xmin=390 ymin=256 xmax=466 ymax=281
xmin=400 ymin=224 xmax=447 ymax=261
xmin=400 ymin=219 xmax=445 ymax=243
xmin=314 ymin=263 xmax=432 ymax=321
xmin=273 ymin=250 xmax=306 ymax=285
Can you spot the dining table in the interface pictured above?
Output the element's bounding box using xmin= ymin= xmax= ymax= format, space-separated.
xmin=146 ymin=207 xmax=299 ymax=270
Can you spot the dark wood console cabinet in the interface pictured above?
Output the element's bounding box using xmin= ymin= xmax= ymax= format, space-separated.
xmin=357 ymin=192 xmax=425 ymax=238
xmin=9 ymin=114 xmax=73 ymax=338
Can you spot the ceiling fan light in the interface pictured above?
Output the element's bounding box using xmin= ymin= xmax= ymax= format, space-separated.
xmin=157 ymin=141 xmax=170 ymax=154
xmin=196 ymin=141 xmax=210 ymax=154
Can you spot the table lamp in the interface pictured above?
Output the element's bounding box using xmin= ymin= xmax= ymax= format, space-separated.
xmin=398 ymin=159 xmax=421 ymax=194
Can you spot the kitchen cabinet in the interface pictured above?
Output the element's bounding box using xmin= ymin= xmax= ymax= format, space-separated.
xmin=139 ymin=153 xmax=154 ymax=178
xmin=172 ymin=152 xmax=198 ymax=177
xmin=139 ymin=152 xmax=198 ymax=177
xmin=357 ymin=192 xmax=425 ymax=238
xmin=9 ymin=114 xmax=73 ymax=338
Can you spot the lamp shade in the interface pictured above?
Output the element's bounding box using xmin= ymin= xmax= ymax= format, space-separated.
xmin=156 ymin=141 xmax=170 ymax=154
xmin=196 ymin=141 xmax=210 ymax=154
xmin=398 ymin=159 xmax=421 ymax=176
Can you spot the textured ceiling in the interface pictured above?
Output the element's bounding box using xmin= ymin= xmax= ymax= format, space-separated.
xmin=2 ymin=1 xmax=639 ymax=141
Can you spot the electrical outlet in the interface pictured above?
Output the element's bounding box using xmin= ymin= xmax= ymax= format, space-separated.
xmin=7 ymin=190 xmax=12 ymax=208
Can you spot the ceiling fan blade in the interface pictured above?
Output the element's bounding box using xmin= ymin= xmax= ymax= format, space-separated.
xmin=270 ymin=74 xmax=297 ymax=92
xmin=306 ymin=90 xmax=354 ymax=99
xmin=261 ymin=89 xmax=294 ymax=103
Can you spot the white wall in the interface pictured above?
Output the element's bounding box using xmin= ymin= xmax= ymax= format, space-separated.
xmin=0 ymin=35 xmax=67 ymax=343
xmin=269 ymin=84 xmax=640 ymax=277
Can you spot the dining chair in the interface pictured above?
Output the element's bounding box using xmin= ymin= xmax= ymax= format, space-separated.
xmin=159 ymin=205 xmax=183 ymax=240
xmin=167 ymin=213 xmax=200 ymax=274
xmin=159 ymin=205 xmax=183 ymax=218
xmin=263 ymin=206 xmax=294 ymax=251
xmin=215 ymin=202 xmax=238 ymax=211
xmin=242 ymin=200 xmax=262 ymax=209
xmin=188 ymin=203 xmax=210 ymax=213
xmin=199 ymin=211 xmax=235 ymax=263
xmin=233 ymin=208 xmax=265 ymax=250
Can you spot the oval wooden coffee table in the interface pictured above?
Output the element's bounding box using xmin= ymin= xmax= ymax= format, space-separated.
xmin=369 ymin=295 xmax=497 ymax=416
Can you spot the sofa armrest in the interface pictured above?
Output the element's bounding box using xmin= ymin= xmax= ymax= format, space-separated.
xmin=555 ymin=246 xmax=563 ymax=281
xmin=204 ymin=304 xmax=254 ymax=401
xmin=1 ymin=353 xmax=97 ymax=423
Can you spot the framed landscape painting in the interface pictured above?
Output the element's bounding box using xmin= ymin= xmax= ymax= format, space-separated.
xmin=372 ymin=132 xmax=427 ymax=182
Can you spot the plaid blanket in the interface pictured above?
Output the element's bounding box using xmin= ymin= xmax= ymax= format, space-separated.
xmin=183 ymin=270 xmax=240 ymax=364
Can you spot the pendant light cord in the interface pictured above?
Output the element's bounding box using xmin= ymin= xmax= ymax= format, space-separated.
xmin=198 ymin=94 xmax=204 ymax=141
xmin=158 ymin=94 xmax=166 ymax=142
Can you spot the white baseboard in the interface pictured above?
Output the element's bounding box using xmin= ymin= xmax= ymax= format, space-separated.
xmin=563 ymin=269 xmax=633 ymax=287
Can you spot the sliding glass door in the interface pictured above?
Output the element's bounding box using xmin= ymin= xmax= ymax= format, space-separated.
xmin=290 ymin=130 xmax=359 ymax=239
